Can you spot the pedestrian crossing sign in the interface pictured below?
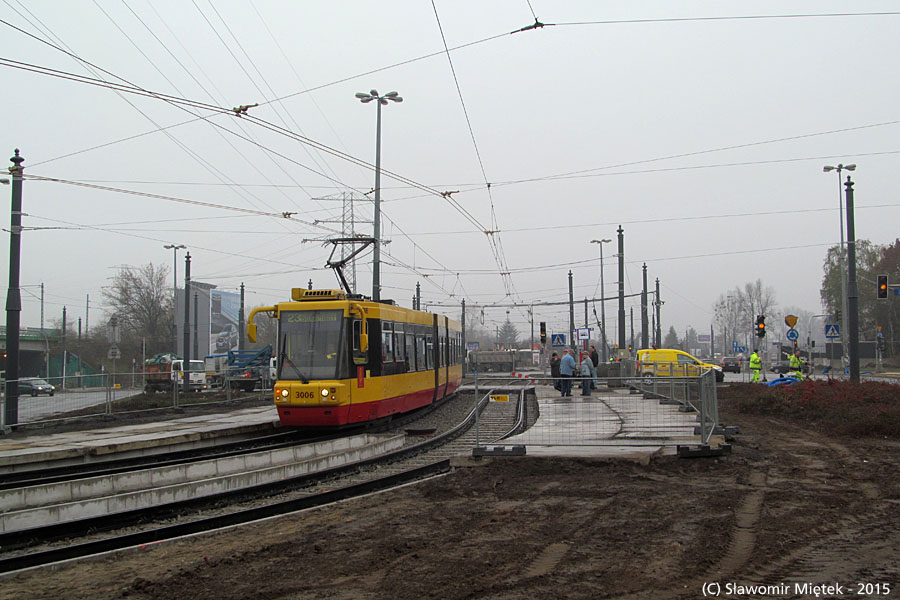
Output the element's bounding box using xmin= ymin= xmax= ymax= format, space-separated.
xmin=551 ymin=333 xmax=566 ymax=347
xmin=824 ymin=324 xmax=840 ymax=338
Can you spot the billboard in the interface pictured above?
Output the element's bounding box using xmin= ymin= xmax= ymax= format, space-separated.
xmin=174 ymin=284 xmax=241 ymax=358
xmin=210 ymin=289 xmax=241 ymax=355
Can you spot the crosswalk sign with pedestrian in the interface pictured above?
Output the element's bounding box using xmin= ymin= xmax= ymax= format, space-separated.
xmin=551 ymin=333 xmax=566 ymax=347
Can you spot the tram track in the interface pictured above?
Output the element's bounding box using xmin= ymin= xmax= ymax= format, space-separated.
xmin=0 ymin=382 xmax=531 ymax=573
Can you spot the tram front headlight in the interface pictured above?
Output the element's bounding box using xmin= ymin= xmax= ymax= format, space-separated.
xmin=320 ymin=388 xmax=329 ymax=398
xmin=277 ymin=388 xmax=289 ymax=398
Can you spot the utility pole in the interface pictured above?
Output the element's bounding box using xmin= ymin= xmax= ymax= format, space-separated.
xmin=4 ymin=149 xmax=24 ymax=428
xmin=238 ymin=283 xmax=245 ymax=351
xmin=641 ymin=263 xmax=649 ymax=349
xmin=193 ymin=292 xmax=199 ymax=360
xmin=629 ymin=307 xmax=634 ymax=354
xmin=62 ymin=306 xmax=67 ymax=389
xmin=461 ymin=298 xmax=467 ymax=376
xmin=568 ymin=271 xmax=575 ymax=354
xmin=85 ymin=293 xmax=89 ymax=335
xmin=183 ymin=253 xmax=191 ymax=394
xmin=78 ymin=318 xmax=82 ymax=388
xmin=617 ymin=226 xmax=626 ymax=353
xmin=845 ymin=176 xmax=860 ymax=382
xmin=655 ymin=278 xmax=662 ymax=348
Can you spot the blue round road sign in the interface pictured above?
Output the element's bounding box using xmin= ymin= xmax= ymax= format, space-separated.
xmin=786 ymin=328 xmax=799 ymax=342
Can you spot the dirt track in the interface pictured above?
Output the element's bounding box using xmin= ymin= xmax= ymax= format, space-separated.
xmin=2 ymin=387 xmax=899 ymax=600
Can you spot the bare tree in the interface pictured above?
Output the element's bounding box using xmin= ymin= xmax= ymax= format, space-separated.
xmin=102 ymin=263 xmax=171 ymax=356
xmin=713 ymin=279 xmax=777 ymax=352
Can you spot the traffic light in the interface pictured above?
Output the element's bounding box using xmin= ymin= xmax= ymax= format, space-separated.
xmin=756 ymin=315 xmax=766 ymax=338
xmin=539 ymin=321 xmax=547 ymax=344
xmin=877 ymin=274 xmax=888 ymax=299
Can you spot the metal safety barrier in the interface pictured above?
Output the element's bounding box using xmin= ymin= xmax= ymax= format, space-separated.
xmin=1 ymin=370 xmax=270 ymax=432
xmin=469 ymin=360 xmax=721 ymax=452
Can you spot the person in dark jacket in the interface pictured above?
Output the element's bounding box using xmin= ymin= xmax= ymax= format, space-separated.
xmin=589 ymin=345 xmax=600 ymax=390
xmin=549 ymin=352 xmax=561 ymax=390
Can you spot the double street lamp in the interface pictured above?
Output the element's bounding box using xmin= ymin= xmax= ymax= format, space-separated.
xmin=356 ymin=89 xmax=402 ymax=302
xmin=823 ymin=163 xmax=855 ymax=364
xmin=590 ymin=238 xmax=612 ymax=362
xmin=164 ymin=244 xmax=186 ymax=354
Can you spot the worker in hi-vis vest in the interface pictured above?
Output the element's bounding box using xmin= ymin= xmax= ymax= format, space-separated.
xmin=789 ymin=349 xmax=804 ymax=381
xmin=749 ymin=350 xmax=761 ymax=383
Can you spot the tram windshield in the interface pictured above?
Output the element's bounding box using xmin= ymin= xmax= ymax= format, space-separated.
xmin=278 ymin=310 xmax=345 ymax=381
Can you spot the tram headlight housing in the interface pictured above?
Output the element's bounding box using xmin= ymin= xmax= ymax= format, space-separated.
xmin=320 ymin=388 xmax=329 ymax=397
xmin=276 ymin=388 xmax=288 ymax=398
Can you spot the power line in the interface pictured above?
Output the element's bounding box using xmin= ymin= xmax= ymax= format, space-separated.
xmin=550 ymin=12 xmax=900 ymax=28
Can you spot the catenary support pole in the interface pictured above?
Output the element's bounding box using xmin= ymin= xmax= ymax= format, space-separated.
xmin=183 ymin=253 xmax=191 ymax=394
xmin=568 ymin=271 xmax=575 ymax=354
xmin=641 ymin=263 xmax=649 ymax=349
xmin=4 ymin=149 xmax=24 ymax=428
xmin=617 ymin=226 xmax=626 ymax=353
xmin=655 ymin=278 xmax=661 ymax=348
xmin=845 ymin=176 xmax=860 ymax=382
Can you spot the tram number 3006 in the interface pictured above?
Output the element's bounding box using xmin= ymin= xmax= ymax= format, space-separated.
xmin=296 ymin=391 xmax=316 ymax=399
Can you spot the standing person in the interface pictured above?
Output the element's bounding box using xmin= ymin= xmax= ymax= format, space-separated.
xmin=789 ymin=348 xmax=805 ymax=381
xmin=749 ymin=349 xmax=761 ymax=383
xmin=589 ymin=345 xmax=600 ymax=390
xmin=580 ymin=354 xmax=595 ymax=396
xmin=549 ymin=352 xmax=561 ymax=391
xmin=559 ymin=349 xmax=576 ymax=397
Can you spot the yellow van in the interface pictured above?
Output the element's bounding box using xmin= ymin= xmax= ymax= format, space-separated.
xmin=635 ymin=348 xmax=724 ymax=382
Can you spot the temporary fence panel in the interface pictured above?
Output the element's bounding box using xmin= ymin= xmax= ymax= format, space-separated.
xmin=476 ymin=360 xmax=719 ymax=450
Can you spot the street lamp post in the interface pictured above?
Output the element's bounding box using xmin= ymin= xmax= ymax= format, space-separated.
xmin=356 ymin=89 xmax=402 ymax=302
xmin=163 ymin=244 xmax=186 ymax=354
xmin=823 ymin=163 xmax=855 ymax=366
xmin=590 ymin=238 xmax=612 ymax=362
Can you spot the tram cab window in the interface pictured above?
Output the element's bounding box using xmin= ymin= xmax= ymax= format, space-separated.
xmin=279 ymin=309 xmax=345 ymax=381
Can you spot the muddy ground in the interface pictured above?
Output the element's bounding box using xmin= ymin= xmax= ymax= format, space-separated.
xmin=2 ymin=384 xmax=899 ymax=600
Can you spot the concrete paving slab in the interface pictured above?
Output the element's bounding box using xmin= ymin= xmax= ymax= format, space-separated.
xmin=0 ymin=405 xmax=280 ymax=473
xmin=502 ymin=384 xmax=707 ymax=458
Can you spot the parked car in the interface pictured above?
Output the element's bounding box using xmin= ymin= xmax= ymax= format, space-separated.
xmin=18 ymin=377 xmax=55 ymax=397
xmin=721 ymin=356 xmax=742 ymax=373
xmin=770 ymin=360 xmax=810 ymax=375
xmin=635 ymin=348 xmax=724 ymax=382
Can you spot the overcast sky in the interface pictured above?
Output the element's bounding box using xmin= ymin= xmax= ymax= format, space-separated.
xmin=2 ymin=1 xmax=899 ymax=348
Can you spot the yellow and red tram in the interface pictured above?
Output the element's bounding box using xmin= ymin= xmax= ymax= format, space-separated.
xmin=247 ymin=288 xmax=463 ymax=427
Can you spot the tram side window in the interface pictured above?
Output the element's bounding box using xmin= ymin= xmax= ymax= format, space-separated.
xmin=416 ymin=333 xmax=427 ymax=371
xmin=425 ymin=334 xmax=434 ymax=370
xmin=382 ymin=321 xmax=394 ymax=363
xmin=405 ymin=332 xmax=415 ymax=371
xmin=394 ymin=323 xmax=407 ymax=372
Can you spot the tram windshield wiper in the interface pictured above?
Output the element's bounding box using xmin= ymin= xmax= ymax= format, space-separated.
xmin=281 ymin=333 xmax=309 ymax=384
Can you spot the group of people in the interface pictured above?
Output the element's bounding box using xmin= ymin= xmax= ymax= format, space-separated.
xmin=549 ymin=345 xmax=600 ymax=397
xmin=748 ymin=348 xmax=805 ymax=383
